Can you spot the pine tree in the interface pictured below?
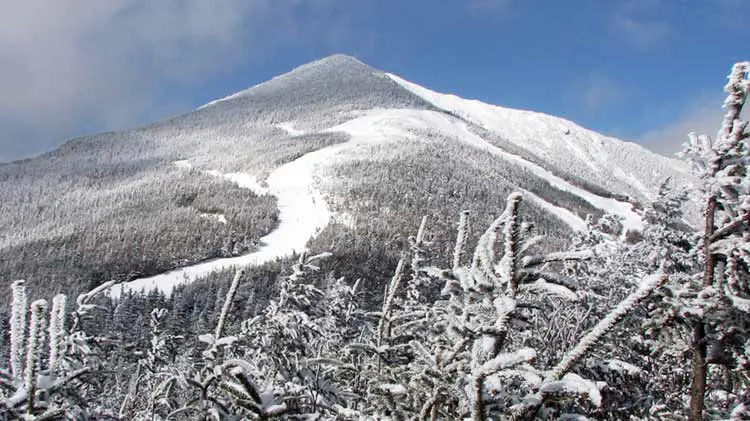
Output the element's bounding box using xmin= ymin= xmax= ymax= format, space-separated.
xmin=678 ymin=61 xmax=750 ymax=421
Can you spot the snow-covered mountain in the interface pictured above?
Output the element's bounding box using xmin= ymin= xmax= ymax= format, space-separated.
xmin=0 ymin=54 xmax=692 ymax=299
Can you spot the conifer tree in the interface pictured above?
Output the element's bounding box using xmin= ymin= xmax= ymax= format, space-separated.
xmin=677 ymin=61 xmax=750 ymax=421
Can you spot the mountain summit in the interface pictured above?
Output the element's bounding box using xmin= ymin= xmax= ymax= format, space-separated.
xmin=0 ymin=54 xmax=691 ymax=298
xmin=192 ymin=54 xmax=435 ymax=127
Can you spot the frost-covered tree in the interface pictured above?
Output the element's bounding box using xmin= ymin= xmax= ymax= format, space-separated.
xmin=339 ymin=193 xmax=665 ymax=419
xmin=1 ymin=280 xmax=115 ymax=419
xmin=9 ymin=280 xmax=27 ymax=381
xmin=47 ymin=294 xmax=67 ymax=376
xmin=671 ymin=61 xmax=750 ymax=420
xmin=125 ymin=254 xmax=366 ymax=420
xmin=635 ymin=61 xmax=750 ymax=420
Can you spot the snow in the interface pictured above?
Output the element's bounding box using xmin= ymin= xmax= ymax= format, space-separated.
xmin=521 ymin=279 xmax=578 ymax=301
xmin=522 ymin=192 xmax=588 ymax=231
xmin=220 ymin=172 xmax=269 ymax=196
xmin=172 ymin=160 xmax=192 ymax=169
xmin=110 ymin=150 xmax=334 ymax=299
xmin=323 ymin=110 xmax=416 ymax=140
xmin=173 ymin=161 xmax=270 ymax=196
xmin=199 ymin=213 xmax=227 ymax=224
xmin=477 ymin=348 xmax=537 ymax=376
xmin=378 ymin=383 xmax=407 ymax=396
xmin=485 ymin=367 xmax=542 ymax=391
xmin=328 ymin=108 xmax=638 ymax=234
xmin=605 ymin=359 xmax=643 ymax=376
xmin=276 ymin=121 xmax=306 ymax=137
xmin=386 ymin=72 xmax=689 ymax=204
xmin=122 ymin=103 xmax=651 ymax=298
xmin=539 ymin=373 xmax=602 ymax=407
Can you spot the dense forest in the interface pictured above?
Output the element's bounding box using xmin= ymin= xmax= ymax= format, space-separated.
xmin=0 ymin=165 xmax=279 ymax=301
xmin=0 ymin=63 xmax=748 ymax=420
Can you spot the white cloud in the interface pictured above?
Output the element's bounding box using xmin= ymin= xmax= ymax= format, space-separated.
xmin=610 ymin=0 xmax=672 ymax=50
xmin=639 ymin=95 xmax=727 ymax=157
xmin=0 ymin=0 xmax=291 ymax=161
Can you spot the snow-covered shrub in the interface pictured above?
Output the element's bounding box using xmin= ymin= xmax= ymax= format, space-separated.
xmin=123 ymin=253 xmax=367 ymax=420
xmin=543 ymin=181 xmax=696 ymax=417
xmin=1 ymin=280 xmax=116 ymax=419
xmin=341 ymin=193 xmax=664 ymax=420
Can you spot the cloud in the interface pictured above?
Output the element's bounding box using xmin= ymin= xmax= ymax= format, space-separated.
xmin=579 ymin=74 xmax=628 ymax=111
xmin=610 ymin=0 xmax=672 ymax=50
xmin=0 ymin=0 xmax=306 ymax=161
xmin=639 ymin=95 xmax=726 ymax=157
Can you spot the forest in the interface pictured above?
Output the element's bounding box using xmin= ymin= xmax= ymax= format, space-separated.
xmin=0 ymin=63 xmax=748 ymax=420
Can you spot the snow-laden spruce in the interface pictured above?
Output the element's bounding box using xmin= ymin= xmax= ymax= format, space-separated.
xmin=675 ymin=61 xmax=750 ymax=421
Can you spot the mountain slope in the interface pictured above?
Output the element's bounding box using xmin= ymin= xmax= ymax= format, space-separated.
xmin=387 ymin=73 xmax=686 ymax=202
xmin=0 ymin=54 xmax=692 ymax=300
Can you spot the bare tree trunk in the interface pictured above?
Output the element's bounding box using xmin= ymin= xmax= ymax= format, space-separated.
xmin=689 ymin=322 xmax=708 ymax=421
xmin=689 ymin=195 xmax=716 ymax=421
xmin=472 ymin=376 xmax=485 ymax=421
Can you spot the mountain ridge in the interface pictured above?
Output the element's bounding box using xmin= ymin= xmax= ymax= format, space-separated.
xmin=185 ymin=53 xmax=687 ymax=205
xmin=0 ymin=53 xmax=692 ymax=300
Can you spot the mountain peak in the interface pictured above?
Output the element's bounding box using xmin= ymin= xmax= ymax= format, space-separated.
xmin=196 ymin=53 xmax=433 ymax=117
xmin=271 ymin=53 xmax=375 ymax=81
xmin=309 ymin=53 xmax=368 ymax=67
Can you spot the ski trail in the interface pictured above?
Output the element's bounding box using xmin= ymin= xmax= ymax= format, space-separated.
xmin=448 ymin=117 xmax=642 ymax=235
xmin=328 ymin=109 xmax=636 ymax=234
xmin=110 ymin=153 xmax=332 ymax=299
xmin=394 ymin=109 xmax=642 ymax=235
xmin=110 ymin=118 xmax=403 ymax=299
xmin=324 ymin=110 xmax=589 ymax=231
xmin=521 ymin=190 xmax=588 ymax=231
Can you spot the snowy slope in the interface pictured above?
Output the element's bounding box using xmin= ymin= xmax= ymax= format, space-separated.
xmin=386 ymin=73 xmax=689 ymax=202
xmin=109 ymin=112 xmax=414 ymax=297
xmin=5 ymin=54 xmax=696 ymax=300
xmin=326 ymin=109 xmax=636 ymax=233
xmin=109 ymin=148 xmax=332 ymax=298
xmin=110 ymin=77 xmax=678 ymax=296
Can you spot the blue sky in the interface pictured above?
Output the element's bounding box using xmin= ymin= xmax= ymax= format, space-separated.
xmin=0 ymin=0 xmax=745 ymax=161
